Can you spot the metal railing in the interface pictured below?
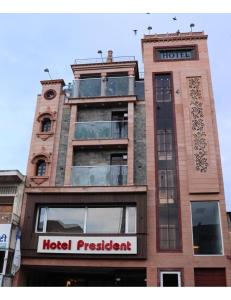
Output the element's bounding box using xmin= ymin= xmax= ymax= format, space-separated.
xmin=71 ymin=165 xmax=128 ymax=186
xmin=75 ymin=121 xmax=128 ymax=140
xmin=71 ymin=76 xmax=134 ymax=98
xmin=74 ymin=56 xmax=135 ymax=65
xmin=0 ymin=185 xmax=17 ymax=195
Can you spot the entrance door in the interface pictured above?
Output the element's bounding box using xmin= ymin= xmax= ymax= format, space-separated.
xmin=194 ymin=268 xmax=226 ymax=287
xmin=160 ymin=271 xmax=181 ymax=287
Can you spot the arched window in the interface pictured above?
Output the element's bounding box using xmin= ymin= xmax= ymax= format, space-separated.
xmin=41 ymin=118 xmax=51 ymax=132
xmin=36 ymin=160 xmax=46 ymax=176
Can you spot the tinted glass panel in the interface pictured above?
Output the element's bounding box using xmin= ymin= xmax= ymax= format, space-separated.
xmin=46 ymin=208 xmax=85 ymax=233
xmin=155 ymin=74 xmax=181 ymax=250
xmin=37 ymin=207 xmax=46 ymax=232
xmin=191 ymin=202 xmax=223 ymax=255
xmin=106 ymin=77 xmax=129 ymax=96
xmin=86 ymin=207 xmax=124 ymax=233
xmin=126 ymin=207 xmax=137 ymax=233
xmin=79 ymin=78 xmax=101 ymax=97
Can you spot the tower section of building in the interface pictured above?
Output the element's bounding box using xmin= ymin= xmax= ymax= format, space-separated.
xmin=142 ymin=31 xmax=231 ymax=286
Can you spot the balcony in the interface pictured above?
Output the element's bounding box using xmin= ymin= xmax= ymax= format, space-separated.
xmin=71 ymin=165 xmax=128 ymax=186
xmin=75 ymin=121 xmax=128 ymax=140
xmin=71 ymin=76 xmax=134 ymax=98
xmin=0 ymin=185 xmax=17 ymax=196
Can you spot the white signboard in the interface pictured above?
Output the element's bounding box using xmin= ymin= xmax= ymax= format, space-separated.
xmin=37 ymin=236 xmax=137 ymax=254
xmin=0 ymin=224 xmax=11 ymax=250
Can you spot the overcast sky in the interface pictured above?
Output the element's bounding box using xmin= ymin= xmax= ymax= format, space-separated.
xmin=0 ymin=13 xmax=231 ymax=210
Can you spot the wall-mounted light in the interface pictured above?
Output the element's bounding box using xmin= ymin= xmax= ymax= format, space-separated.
xmin=190 ymin=23 xmax=195 ymax=32
xmin=44 ymin=68 xmax=52 ymax=80
xmin=147 ymin=26 xmax=152 ymax=34
xmin=97 ymin=50 xmax=103 ymax=62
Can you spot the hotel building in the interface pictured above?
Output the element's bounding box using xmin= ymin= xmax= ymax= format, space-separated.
xmin=14 ymin=31 xmax=231 ymax=286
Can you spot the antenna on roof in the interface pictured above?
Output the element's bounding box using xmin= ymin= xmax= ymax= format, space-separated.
xmin=44 ymin=68 xmax=52 ymax=80
xmin=190 ymin=23 xmax=195 ymax=32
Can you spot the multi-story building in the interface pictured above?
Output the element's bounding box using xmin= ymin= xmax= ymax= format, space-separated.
xmin=14 ymin=31 xmax=231 ymax=286
xmin=0 ymin=170 xmax=25 ymax=286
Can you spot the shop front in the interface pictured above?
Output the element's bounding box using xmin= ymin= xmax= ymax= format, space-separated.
xmin=22 ymin=266 xmax=146 ymax=287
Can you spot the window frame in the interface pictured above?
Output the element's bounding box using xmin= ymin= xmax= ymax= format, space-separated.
xmin=41 ymin=117 xmax=52 ymax=133
xmin=35 ymin=205 xmax=137 ymax=235
xmin=36 ymin=160 xmax=47 ymax=177
xmin=190 ymin=201 xmax=224 ymax=256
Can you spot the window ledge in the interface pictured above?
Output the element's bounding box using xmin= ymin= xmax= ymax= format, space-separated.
xmin=36 ymin=132 xmax=54 ymax=141
xmin=30 ymin=176 xmax=49 ymax=185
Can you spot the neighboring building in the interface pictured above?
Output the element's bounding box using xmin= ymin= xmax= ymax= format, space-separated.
xmin=0 ymin=170 xmax=25 ymax=286
xmin=14 ymin=31 xmax=231 ymax=286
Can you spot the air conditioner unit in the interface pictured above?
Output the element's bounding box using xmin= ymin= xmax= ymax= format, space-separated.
xmin=123 ymin=155 xmax=127 ymax=160
xmin=124 ymin=113 xmax=128 ymax=118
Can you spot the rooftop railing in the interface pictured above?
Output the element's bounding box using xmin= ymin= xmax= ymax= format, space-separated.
xmin=74 ymin=56 xmax=135 ymax=65
xmin=71 ymin=165 xmax=128 ymax=186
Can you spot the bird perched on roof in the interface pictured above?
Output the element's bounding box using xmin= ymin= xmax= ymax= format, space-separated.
xmin=173 ymin=17 xmax=177 ymax=21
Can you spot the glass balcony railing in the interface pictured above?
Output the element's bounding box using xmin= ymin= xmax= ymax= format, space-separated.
xmin=71 ymin=76 xmax=134 ymax=98
xmin=105 ymin=77 xmax=129 ymax=96
xmin=71 ymin=165 xmax=128 ymax=186
xmin=75 ymin=121 xmax=128 ymax=140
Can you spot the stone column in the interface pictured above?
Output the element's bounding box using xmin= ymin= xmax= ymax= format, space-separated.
xmin=127 ymin=102 xmax=134 ymax=185
xmin=101 ymin=72 xmax=107 ymax=96
xmin=64 ymin=105 xmax=77 ymax=185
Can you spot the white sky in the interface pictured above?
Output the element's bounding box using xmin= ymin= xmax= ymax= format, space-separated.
xmin=0 ymin=3 xmax=231 ymax=212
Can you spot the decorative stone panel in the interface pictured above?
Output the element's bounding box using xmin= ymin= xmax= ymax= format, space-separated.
xmin=188 ymin=76 xmax=208 ymax=173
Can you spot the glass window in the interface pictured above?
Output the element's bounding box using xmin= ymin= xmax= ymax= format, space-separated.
xmin=158 ymin=170 xmax=175 ymax=188
xmin=191 ymin=201 xmax=223 ymax=255
xmin=36 ymin=206 xmax=136 ymax=234
xmin=36 ymin=207 xmax=46 ymax=232
xmin=126 ymin=206 xmax=137 ymax=233
xmin=36 ymin=160 xmax=46 ymax=176
xmin=46 ymin=208 xmax=85 ymax=233
xmin=86 ymin=207 xmax=124 ymax=233
xmin=41 ymin=118 xmax=51 ymax=132
xmin=157 ymin=129 xmax=173 ymax=160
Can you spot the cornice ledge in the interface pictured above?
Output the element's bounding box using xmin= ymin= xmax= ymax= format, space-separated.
xmin=40 ymin=79 xmax=65 ymax=86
